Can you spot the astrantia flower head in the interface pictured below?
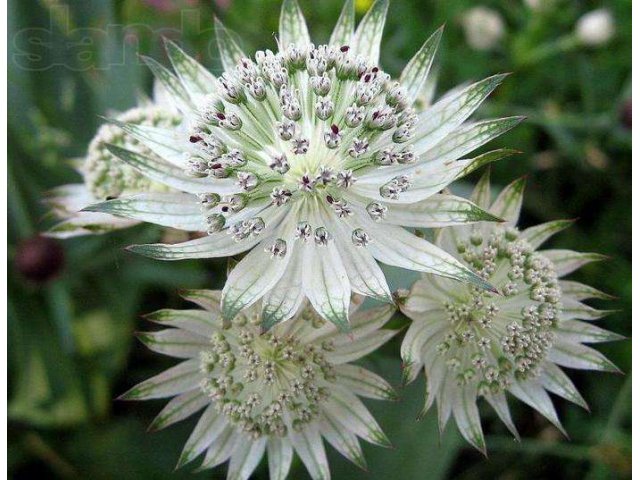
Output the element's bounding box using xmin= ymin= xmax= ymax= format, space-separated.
xmin=84 ymin=0 xmax=523 ymax=330
xmin=45 ymin=84 xmax=182 ymax=237
xmin=122 ymin=291 xmax=397 ymax=479
xmin=398 ymin=171 xmax=621 ymax=453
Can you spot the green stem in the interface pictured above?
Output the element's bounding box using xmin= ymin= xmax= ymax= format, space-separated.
xmin=23 ymin=432 xmax=79 ymax=479
xmin=604 ymin=373 xmax=632 ymax=440
xmin=485 ymin=435 xmax=593 ymax=461
xmin=46 ymin=282 xmax=76 ymax=354
xmin=517 ymin=35 xmax=580 ymax=68
xmin=8 ymin=166 xmax=34 ymax=238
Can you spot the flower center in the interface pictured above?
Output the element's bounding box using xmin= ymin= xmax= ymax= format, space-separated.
xmin=187 ymin=43 xmax=418 ymax=236
xmin=437 ymin=227 xmax=561 ymax=394
xmin=198 ymin=308 xmax=337 ymax=438
xmin=84 ymin=106 xmax=181 ymax=199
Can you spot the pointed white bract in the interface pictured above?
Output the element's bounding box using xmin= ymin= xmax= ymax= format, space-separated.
xmin=84 ymin=0 xmax=521 ymax=330
xmin=123 ymin=291 xmax=397 ymax=479
xmin=399 ymin=172 xmax=620 ymax=453
xmin=44 ymin=85 xmax=183 ymax=238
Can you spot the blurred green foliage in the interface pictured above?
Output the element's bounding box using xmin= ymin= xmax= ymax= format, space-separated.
xmin=8 ymin=0 xmax=631 ymax=478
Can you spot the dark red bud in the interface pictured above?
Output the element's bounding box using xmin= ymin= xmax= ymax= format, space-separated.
xmin=15 ymin=236 xmax=65 ymax=283
xmin=621 ymin=99 xmax=632 ymax=129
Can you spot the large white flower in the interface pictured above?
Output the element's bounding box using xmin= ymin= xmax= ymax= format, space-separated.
xmin=398 ymin=172 xmax=621 ymax=453
xmin=121 ymin=291 xmax=398 ymax=479
xmin=84 ymin=0 xmax=522 ymax=330
xmin=45 ymin=83 xmax=182 ymax=238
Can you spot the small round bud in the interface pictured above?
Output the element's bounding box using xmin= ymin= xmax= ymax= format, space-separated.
xmin=461 ymin=7 xmax=505 ymax=51
xmin=576 ymin=9 xmax=615 ymax=46
xmin=15 ymin=236 xmax=65 ymax=283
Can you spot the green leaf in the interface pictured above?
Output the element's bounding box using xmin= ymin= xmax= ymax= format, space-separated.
xmin=539 ymin=362 xmax=588 ymax=410
xmin=141 ymin=55 xmax=193 ymax=111
xmin=279 ymin=0 xmax=311 ymax=48
xmin=104 ymin=118 xmax=186 ymax=167
xmin=470 ymin=168 xmax=493 ymax=209
xmin=559 ymin=280 xmax=615 ymax=301
xmin=331 ymin=358 xmax=461 ymax=480
xmin=338 ymin=303 xmax=396 ymax=338
xmin=548 ymin=341 xmax=621 ymax=373
xmin=8 ymin=346 xmax=90 ymax=427
xmin=320 ymin=415 xmax=367 ymax=470
xmin=105 ymin=144 xmax=238 ymax=195
xmin=330 ymin=214 xmax=393 ymax=303
xmin=145 ymin=309 xmax=218 ymax=337
xmin=261 ymin=245 xmax=304 ymax=332
xmin=46 ymin=214 xmax=136 ymax=239
xmin=400 ymin=26 xmax=443 ymax=104
xmin=137 ymin=329 xmax=210 ymax=359
xmin=456 ymin=148 xmax=521 ymax=181
xmin=490 ymin=177 xmax=526 ymax=226
xmin=509 ymin=380 xmax=567 ymax=435
xmin=214 ymin=17 xmax=248 ymax=72
xmin=326 ymin=329 xmax=398 ymax=366
xmin=221 ymin=238 xmax=295 ymax=321
xmin=118 ymin=359 xmax=200 ymax=400
xmin=126 ymin=233 xmax=258 ymax=261
xmin=8 ymin=296 xmax=91 ymax=428
xmin=541 ymin=249 xmax=608 ymax=277
xmin=177 ymin=405 xmax=227 ymax=468
xmin=267 ymin=438 xmax=293 ymax=480
xmin=559 ymin=298 xmax=617 ymax=321
xmin=83 ymin=193 xmax=205 ymax=231
xmin=413 ymin=74 xmax=510 ymax=155
xmin=325 ymin=386 xmax=391 ymax=447
xmin=557 ymin=319 xmax=623 ymax=343
xmin=521 ymin=219 xmax=575 ymax=249
xmin=226 ymin=437 xmax=266 ymax=480
xmin=361 ymin=218 xmax=496 ymax=293
xmin=289 ymin=425 xmax=330 ymax=480
xmin=383 ymin=193 xmax=503 ymax=227
xmin=302 ymin=235 xmax=352 ymax=332
xmin=352 ymin=0 xmax=389 ymax=65
xmin=196 ymin=424 xmax=237 ymax=470
xmin=335 ymin=364 xmax=397 ymax=400
xmin=163 ymin=38 xmax=216 ymax=97
xmin=485 ymin=392 xmax=520 ymax=440
xmin=180 ymin=289 xmax=223 ymax=312
xmin=148 ymin=390 xmax=209 ymax=431
xmin=329 ymin=0 xmax=355 ymax=47
xmin=399 ymin=316 xmax=444 ymax=385
xmin=452 ymin=385 xmax=486 ymax=454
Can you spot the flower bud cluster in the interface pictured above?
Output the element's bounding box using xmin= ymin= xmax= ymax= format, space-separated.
xmin=187 ymin=43 xmax=421 ymax=243
xmin=198 ymin=308 xmax=337 ymax=438
xmin=437 ymin=226 xmax=561 ymax=394
xmin=84 ymin=106 xmax=181 ymax=199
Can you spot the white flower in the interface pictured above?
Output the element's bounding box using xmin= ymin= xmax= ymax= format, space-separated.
xmin=85 ymin=0 xmax=522 ymax=331
xmin=121 ymin=291 xmax=398 ymax=479
xmin=398 ymin=172 xmax=621 ymax=453
xmin=576 ymin=9 xmax=615 ymax=46
xmin=45 ymin=82 xmax=182 ymax=238
xmin=461 ymin=7 xmax=506 ymax=51
xmin=523 ymin=0 xmax=554 ymax=11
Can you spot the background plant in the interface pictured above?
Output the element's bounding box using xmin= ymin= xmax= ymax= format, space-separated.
xmin=8 ymin=0 xmax=631 ymax=478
